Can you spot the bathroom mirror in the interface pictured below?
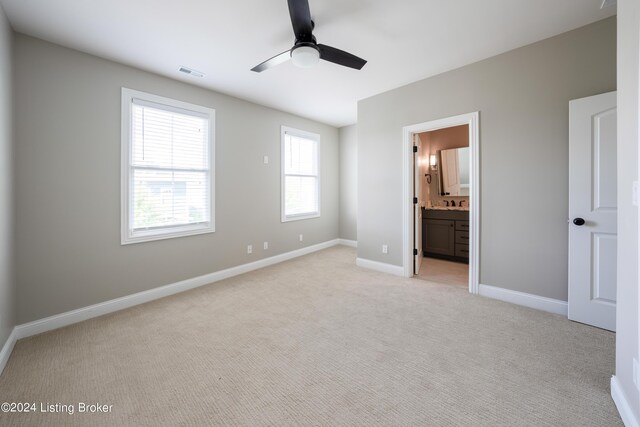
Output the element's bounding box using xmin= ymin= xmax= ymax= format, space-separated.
xmin=438 ymin=147 xmax=470 ymax=196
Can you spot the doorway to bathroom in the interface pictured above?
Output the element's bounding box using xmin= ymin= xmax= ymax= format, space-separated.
xmin=418 ymin=124 xmax=470 ymax=286
xmin=402 ymin=112 xmax=479 ymax=293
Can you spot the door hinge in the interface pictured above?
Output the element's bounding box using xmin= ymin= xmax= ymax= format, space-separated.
xmin=413 ymin=146 xmax=418 ymax=153
xmin=413 ymin=197 xmax=418 ymax=204
xmin=413 ymin=248 xmax=418 ymax=256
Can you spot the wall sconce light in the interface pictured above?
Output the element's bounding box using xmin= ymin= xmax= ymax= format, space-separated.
xmin=430 ymin=154 xmax=438 ymax=170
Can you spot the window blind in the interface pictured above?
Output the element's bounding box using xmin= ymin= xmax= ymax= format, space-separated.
xmin=283 ymin=130 xmax=319 ymax=219
xmin=130 ymin=99 xmax=210 ymax=231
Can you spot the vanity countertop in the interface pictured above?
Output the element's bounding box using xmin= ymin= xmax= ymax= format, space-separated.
xmin=425 ymin=206 xmax=469 ymax=212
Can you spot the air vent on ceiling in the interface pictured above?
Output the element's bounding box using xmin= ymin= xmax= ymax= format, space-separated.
xmin=600 ymin=0 xmax=617 ymax=9
xmin=178 ymin=66 xmax=205 ymax=78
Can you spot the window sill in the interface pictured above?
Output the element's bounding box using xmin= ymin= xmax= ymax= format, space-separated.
xmin=121 ymin=224 xmax=215 ymax=245
xmin=281 ymin=212 xmax=320 ymax=223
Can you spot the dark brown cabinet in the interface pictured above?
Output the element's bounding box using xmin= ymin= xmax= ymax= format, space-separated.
xmin=424 ymin=219 xmax=455 ymax=255
xmin=423 ymin=209 xmax=469 ymax=263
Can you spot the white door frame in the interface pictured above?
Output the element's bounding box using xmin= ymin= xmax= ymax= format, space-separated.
xmin=401 ymin=112 xmax=480 ymax=294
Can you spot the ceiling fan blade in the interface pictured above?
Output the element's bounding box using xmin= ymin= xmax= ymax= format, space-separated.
xmin=251 ymin=50 xmax=291 ymax=72
xmin=318 ymin=44 xmax=367 ymax=70
xmin=287 ymin=0 xmax=313 ymax=40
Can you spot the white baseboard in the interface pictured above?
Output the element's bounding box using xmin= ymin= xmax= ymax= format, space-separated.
xmin=0 ymin=328 xmax=17 ymax=376
xmin=356 ymin=257 xmax=405 ymax=276
xmin=338 ymin=239 xmax=357 ymax=248
xmin=13 ymin=239 xmax=341 ymax=341
xmin=478 ymin=284 xmax=568 ymax=316
xmin=611 ymin=375 xmax=640 ymax=427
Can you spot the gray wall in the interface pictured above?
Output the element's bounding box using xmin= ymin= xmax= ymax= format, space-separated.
xmin=0 ymin=5 xmax=14 ymax=345
xmin=339 ymin=125 xmax=357 ymax=241
xmin=357 ymin=17 xmax=616 ymax=301
xmin=14 ymin=34 xmax=339 ymax=323
xmin=615 ymin=0 xmax=639 ymax=420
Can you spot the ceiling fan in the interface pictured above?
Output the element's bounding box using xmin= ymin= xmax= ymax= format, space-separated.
xmin=251 ymin=0 xmax=367 ymax=72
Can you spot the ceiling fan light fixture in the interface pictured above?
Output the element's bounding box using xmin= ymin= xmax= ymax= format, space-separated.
xmin=290 ymin=45 xmax=320 ymax=68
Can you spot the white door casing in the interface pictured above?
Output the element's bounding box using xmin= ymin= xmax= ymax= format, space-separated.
xmin=414 ymin=134 xmax=423 ymax=274
xmin=402 ymin=112 xmax=479 ymax=294
xmin=568 ymin=91 xmax=617 ymax=332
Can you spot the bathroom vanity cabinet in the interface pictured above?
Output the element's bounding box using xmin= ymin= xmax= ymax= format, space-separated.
xmin=423 ymin=209 xmax=469 ymax=263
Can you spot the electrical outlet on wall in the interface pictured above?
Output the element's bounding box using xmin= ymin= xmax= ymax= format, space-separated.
xmin=247 ymin=245 xmax=252 ymax=254
xmin=299 ymin=234 xmax=303 ymax=242
xmin=263 ymin=241 xmax=269 ymax=250
xmin=382 ymin=244 xmax=388 ymax=254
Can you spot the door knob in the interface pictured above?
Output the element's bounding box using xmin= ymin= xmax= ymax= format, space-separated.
xmin=573 ymin=218 xmax=585 ymax=226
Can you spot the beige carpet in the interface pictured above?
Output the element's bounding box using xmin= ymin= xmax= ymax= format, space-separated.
xmin=0 ymin=246 xmax=620 ymax=426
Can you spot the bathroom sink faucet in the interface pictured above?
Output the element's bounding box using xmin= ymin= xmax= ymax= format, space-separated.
xmin=450 ymin=200 xmax=456 ymax=207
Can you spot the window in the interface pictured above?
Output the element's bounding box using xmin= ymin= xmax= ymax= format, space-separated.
xmin=281 ymin=126 xmax=320 ymax=222
xmin=121 ymin=88 xmax=215 ymax=244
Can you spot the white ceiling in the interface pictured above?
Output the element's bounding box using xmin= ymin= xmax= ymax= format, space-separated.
xmin=0 ymin=0 xmax=616 ymax=127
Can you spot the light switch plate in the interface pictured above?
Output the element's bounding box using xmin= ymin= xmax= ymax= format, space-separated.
xmin=634 ymin=358 xmax=640 ymax=389
xmin=263 ymin=156 xmax=269 ymax=164
xmin=633 ymin=181 xmax=639 ymax=206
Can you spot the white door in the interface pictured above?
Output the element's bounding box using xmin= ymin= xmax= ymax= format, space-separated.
xmin=414 ymin=134 xmax=423 ymax=274
xmin=568 ymin=91 xmax=617 ymax=332
xmin=441 ymin=148 xmax=460 ymax=196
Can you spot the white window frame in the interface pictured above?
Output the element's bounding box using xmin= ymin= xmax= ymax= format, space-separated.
xmin=121 ymin=87 xmax=215 ymax=245
xmin=281 ymin=126 xmax=321 ymax=222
